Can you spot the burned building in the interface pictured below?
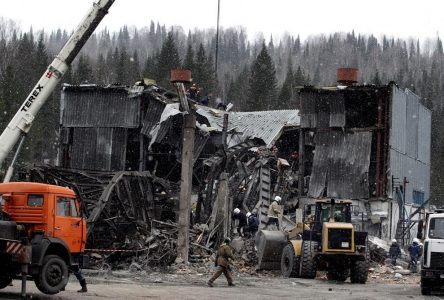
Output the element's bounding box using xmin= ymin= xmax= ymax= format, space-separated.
xmin=41 ymin=67 xmax=430 ymax=249
xmin=48 ymin=82 xmax=300 ymax=247
xmin=297 ymin=68 xmax=431 ymax=242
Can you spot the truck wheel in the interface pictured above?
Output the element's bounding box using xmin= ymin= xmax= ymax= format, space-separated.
xmin=350 ymin=259 xmax=369 ymax=284
xmin=0 ymin=274 xmax=12 ymax=289
xmin=421 ymin=279 xmax=432 ymax=295
xmin=421 ymin=286 xmax=431 ymax=295
xmin=281 ymin=243 xmax=300 ymax=278
xmin=299 ymin=241 xmax=317 ymax=279
xmin=34 ymin=255 xmax=69 ymax=295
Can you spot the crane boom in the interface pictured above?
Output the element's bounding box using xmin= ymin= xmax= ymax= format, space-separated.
xmin=0 ymin=0 xmax=115 ymax=172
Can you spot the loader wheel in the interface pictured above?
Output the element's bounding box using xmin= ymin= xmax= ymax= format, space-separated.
xmin=327 ymin=267 xmax=349 ymax=282
xmin=350 ymin=259 xmax=369 ymax=284
xmin=299 ymin=241 xmax=318 ymax=279
xmin=34 ymin=255 xmax=68 ymax=295
xmin=0 ymin=274 xmax=12 ymax=289
xmin=281 ymin=243 xmax=300 ymax=278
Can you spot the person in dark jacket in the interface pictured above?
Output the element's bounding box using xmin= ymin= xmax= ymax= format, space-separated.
xmin=246 ymin=212 xmax=259 ymax=237
xmin=389 ymin=239 xmax=401 ymax=266
xmin=232 ymin=208 xmax=247 ymax=237
xmin=208 ymin=237 xmax=236 ymax=287
xmin=408 ymin=238 xmax=422 ymax=272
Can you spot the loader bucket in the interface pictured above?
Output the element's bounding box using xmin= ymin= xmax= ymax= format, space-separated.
xmin=255 ymin=230 xmax=287 ymax=270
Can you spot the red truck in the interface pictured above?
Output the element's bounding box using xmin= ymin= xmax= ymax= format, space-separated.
xmin=0 ymin=182 xmax=87 ymax=295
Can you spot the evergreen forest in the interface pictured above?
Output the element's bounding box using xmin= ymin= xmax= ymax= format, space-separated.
xmin=1 ymin=19 xmax=444 ymax=203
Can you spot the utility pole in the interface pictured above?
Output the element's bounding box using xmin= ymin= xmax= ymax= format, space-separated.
xmin=215 ymin=0 xmax=221 ymax=76
xmin=171 ymin=70 xmax=195 ymax=264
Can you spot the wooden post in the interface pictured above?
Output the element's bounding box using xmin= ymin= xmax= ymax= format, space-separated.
xmin=298 ymin=128 xmax=305 ymax=197
xmin=176 ymin=113 xmax=196 ymax=263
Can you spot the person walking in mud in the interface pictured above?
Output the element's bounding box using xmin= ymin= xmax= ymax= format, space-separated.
xmin=207 ymin=237 xmax=236 ymax=287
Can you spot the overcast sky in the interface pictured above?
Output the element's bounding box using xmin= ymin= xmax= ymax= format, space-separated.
xmin=1 ymin=0 xmax=443 ymax=42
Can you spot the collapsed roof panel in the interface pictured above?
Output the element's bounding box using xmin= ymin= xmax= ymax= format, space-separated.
xmin=308 ymin=131 xmax=372 ymax=199
xmin=196 ymin=106 xmax=300 ymax=147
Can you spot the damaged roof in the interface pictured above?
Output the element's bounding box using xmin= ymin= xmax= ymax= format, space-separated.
xmin=196 ymin=106 xmax=300 ymax=147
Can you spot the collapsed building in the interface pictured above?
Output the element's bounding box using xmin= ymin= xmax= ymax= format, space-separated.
xmin=30 ymin=82 xmax=300 ymax=253
xmin=296 ymin=69 xmax=431 ymax=244
xmin=30 ymin=68 xmax=431 ymax=258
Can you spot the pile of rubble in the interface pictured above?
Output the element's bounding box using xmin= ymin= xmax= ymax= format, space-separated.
xmin=87 ymin=220 xmax=213 ymax=270
xmin=367 ymin=235 xmax=420 ymax=284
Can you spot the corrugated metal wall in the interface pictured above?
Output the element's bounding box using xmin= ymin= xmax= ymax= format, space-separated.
xmin=389 ymin=86 xmax=431 ymax=203
xmin=308 ymin=131 xmax=372 ymax=199
xmin=71 ymin=127 xmax=127 ymax=171
xmin=61 ymin=89 xmax=141 ymax=128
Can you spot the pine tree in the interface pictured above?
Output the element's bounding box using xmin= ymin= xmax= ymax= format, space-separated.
xmin=129 ymin=50 xmax=141 ymax=84
xmin=193 ymin=43 xmax=214 ymax=95
xmin=247 ymin=44 xmax=277 ymax=111
xmin=294 ymin=66 xmax=306 ymax=86
xmin=278 ymin=56 xmax=294 ymax=109
xmin=116 ymin=47 xmax=130 ymax=84
xmin=156 ymin=31 xmax=180 ymax=88
xmin=95 ymin=53 xmax=109 ymax=85
xmin=143 ymin=54 xmax=157 ymax=81
xmin=372 ymin=70 xmax=382 ymax=85
xmin=183 ymin=43 xmax=194 ymax=71
xmin=227 ymin=65 xmax=250 ymax=110
xmin=0 ymin=65 xmax=16 ymax=129
xmin=74 ymin=53 xmax=94 ymax=84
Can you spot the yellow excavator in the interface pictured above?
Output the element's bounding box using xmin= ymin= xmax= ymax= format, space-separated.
xmin=257 ymin=199 xmax=369 ymax=283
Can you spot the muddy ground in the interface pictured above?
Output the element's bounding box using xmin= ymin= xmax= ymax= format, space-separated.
xmin=1 ymin=268 xmax=442 ymax=300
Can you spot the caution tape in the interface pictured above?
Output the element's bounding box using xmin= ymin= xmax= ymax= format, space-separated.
xmin=85 ymin=248 xmax=149 ymax=253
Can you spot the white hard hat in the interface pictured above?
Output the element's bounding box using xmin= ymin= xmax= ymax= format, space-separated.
xmin=391 ymin=239 xmax=397 ymax=243
xmin=246 ymin=212 xmax=252 ymax=218
xmin=234 ymin=208 xmax=240 ymax=214
xmin=413 ymin=238 xmax=419 ymax=243
xmin=274 ymin=196 xmax=282 ymax=202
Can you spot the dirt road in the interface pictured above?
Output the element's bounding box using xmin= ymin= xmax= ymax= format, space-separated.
xmin=0 ymin=271 xmax=441 ymax=300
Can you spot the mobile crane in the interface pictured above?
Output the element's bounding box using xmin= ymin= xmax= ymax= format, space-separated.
xmin=0 ymin=0 xmax=115 ymax=297
xmin=0 ymin=0 xmax=115 ymax=182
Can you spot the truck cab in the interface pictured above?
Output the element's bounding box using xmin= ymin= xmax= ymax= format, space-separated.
xmin=421 ymin=212 xmax=444 ymax=295
xmin=0 ymin=182 xmax=86 ymax=294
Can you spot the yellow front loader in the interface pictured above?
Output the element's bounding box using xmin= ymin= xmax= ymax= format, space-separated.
xmin=258 ymin=199 xmax=369 ymax=283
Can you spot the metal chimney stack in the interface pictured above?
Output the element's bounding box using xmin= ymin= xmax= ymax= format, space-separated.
xmin=337 ymin=68 xmax=358 ymax=86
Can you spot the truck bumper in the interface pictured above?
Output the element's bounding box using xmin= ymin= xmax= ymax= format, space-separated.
xmin=422 ymin=269 xmax=444 ymax=280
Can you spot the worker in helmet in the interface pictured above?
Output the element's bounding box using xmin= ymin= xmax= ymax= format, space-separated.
xmin=246 ymin=212 xmax=259 ymax=237
xmin=208 ymin=237 xmax=236 ymax=287
xmin=232 ymin=208 xmax=247 ymax=237
xmin=388 ymin=239 xmax=401 ymax=266
xmin=408 ymin=238 xmax=422 ymax=273
xmin=266 ymin=196 xmax=282 ymax=230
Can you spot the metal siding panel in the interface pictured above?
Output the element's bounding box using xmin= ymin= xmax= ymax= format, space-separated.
xmin=329 ymin=94 xmax=346 ymax=127
xmin=300 ymin=93 xmax=316 ymax=128
xmin=418 ymin=105 xmax=431 ymax=165
xmin=141 ymin=98 xmax=166 ymax=136
xmin=390 ymin=86 xmax=406 ymax=153
xmin=111 ymin=128 xmax=127 ymax=171
xmin=389 ymin=148 xmax=430 ymax=204
xmin=308 ymin=132 xmax=329 ymax=198
xmin=309 ymin=131 xmax=371 ymax=199
xmin=71 ymin=128 xmax=97 ymax=170
xmin=326 ymin=131 xmax=372 ymax=199
xmin=61 ymin=87 xmax=141 ymax=128
xmin=406 ymin=91 xmax=419 ymax=158
xmin=95 ymin=128 xmax=113 ymax=171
